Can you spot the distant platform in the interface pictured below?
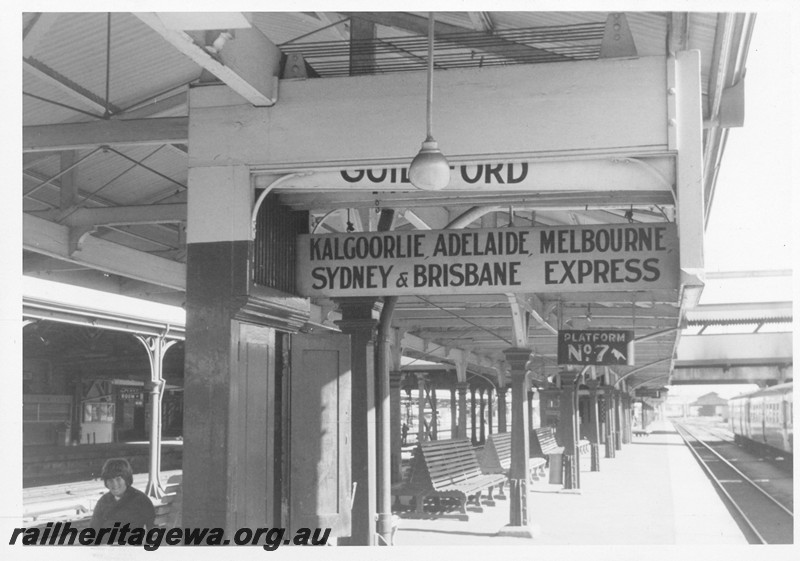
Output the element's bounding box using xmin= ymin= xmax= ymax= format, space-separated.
xmin=23 ymin=440 xmax=182 ymax=487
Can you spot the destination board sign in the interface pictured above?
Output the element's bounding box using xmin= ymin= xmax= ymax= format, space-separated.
xmin=295 ymin=223 xmax=678 ymax=297
xmin=557 ymin=330 xmax=634 ymax=366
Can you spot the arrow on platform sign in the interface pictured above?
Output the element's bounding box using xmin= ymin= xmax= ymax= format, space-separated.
xmin=611 ymin=349 xmax=626 ymax=362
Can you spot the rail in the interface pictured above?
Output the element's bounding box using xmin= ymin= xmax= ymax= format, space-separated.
xmin=672 ymin=420 xmax=793 ymax=544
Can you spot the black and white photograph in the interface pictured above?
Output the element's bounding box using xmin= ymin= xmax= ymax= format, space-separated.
xmin=3 ymin=1 xmax=796 ymax=559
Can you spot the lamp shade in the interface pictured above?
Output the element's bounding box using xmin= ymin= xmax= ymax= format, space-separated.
xmin=409 ymin=138 xmax=450 ymax=190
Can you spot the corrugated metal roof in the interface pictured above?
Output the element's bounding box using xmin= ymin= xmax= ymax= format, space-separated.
xmin=26 ymin=13 xmax=201 ymax=119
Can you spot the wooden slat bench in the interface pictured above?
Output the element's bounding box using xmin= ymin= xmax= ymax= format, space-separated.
xmin=392 ymin=439 xmax=506 ymax=521
xmin=476 ymin=433 xmax=509 ymax=497
xmin=531 ymin=427 xmax=565 ymax=484
xmin=477 ymin=432 xmax=547 ymax=485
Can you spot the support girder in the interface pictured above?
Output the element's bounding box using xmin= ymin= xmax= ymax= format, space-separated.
xmin=24 ymin=117 xmax=189 ymax=152
xmin=31 ymin=204 xmax=186 ymax=228
xmin=675 ymin=332 xmax=793 ymax=367
xmin=24 ymin=214 xmax=185 ymax=290
xmin=671 ymin=365 xmax=792 ymax=385
xmin=190 ymin=56 xmax=670 ymax=170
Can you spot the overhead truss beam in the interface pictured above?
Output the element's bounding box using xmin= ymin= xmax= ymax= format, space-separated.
xmin=134 ymin=12 xmax=281 ymax=107
xmin=31 ymin=204 xmax=187 ymax=228
xmin=24 ymin=117 xmax=189 ymax=152
xmin=24 ymin=214 xmax=185 ymax=291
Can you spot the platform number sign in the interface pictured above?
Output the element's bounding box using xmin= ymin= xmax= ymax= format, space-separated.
xmin=557 ymin=330 xmax=634 ymax=366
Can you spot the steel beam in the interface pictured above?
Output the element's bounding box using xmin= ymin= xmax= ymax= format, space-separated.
xmin=24 ymin=214 xmax=185 ymax=290
xmin=24 ymin=117 xmax=189 ymax=152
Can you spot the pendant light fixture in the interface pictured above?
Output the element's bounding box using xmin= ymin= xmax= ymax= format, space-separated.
xmin=409 ymin=13 xmax=450 ymax=191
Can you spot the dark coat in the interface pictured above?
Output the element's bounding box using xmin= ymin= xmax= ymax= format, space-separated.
xmin=90 ymin=485 xmax=156 ymax=531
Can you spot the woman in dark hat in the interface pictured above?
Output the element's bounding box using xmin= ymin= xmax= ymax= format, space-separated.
xmin=90 ymin=458 xmax=155 ymax=531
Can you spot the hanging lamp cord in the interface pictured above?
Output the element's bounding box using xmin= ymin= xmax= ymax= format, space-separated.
xmin=425 ymin=13 xmax=435 ymax=140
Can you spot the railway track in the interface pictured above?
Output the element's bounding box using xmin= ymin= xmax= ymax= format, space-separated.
xmin=685 ymin=419 xmax=794 ymax=473
xmin=673 ymin=420 xmax=793 ymax=544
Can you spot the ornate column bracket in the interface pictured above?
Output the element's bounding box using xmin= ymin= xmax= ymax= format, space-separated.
xmin=135 ymin=334 xmax=178 ymax=500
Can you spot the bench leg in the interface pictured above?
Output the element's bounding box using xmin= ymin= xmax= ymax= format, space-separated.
xmin=415 ymin=493 xmax=427 ymax=516
xmin=470 ymin=491 xmax=485 ymax=512
xmin=484 ymin=486 xmax=496 ymax=507
xmin=456 ymin=495 xmax=470 ymax=521
xmin=495 ymin=479 xmax=507 ymax=499
xmin=529 ymin=462 xmax=546 ymax=481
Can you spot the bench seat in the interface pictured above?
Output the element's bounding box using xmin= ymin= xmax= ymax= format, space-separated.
xmin=393 ymin=439 xmax=506 ymax=521
xmin=531 ymin=427 xmax=565 ymax=484
xmin=478 ymin=432 xmax=548 ymax=484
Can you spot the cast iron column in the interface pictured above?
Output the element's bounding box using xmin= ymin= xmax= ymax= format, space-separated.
xmin=416 ymin=374 xmax=427 ymax=444
xmin=479 ymin=387 xmax=486 ymax=444
xmin=449 ymin=387 xmax=457 ymax=439
xmin=389 ymin=370 xmax=403 ymax=483
xmin=470 ymin=386 xmax=478 ymax=445
xmin=622 ymin=393 xmax=632 ymax=444
xmin=457 ymin=382 xmax=469 ymax=440
xmin=586 ymin=379 xmax=601 ymax=472
xmin=336 ymin=298 xmax=380 ymax=546
xmin=603 ymin=385 xmax=616 ymax=459
xmin=614 ymin=390 xmax=623 ymax=451
xmin=527 ymin=389 xmax=535 ymax=432
xmin=487 ymin=387 xmax=494 ymax=435
xmin=499 ymin=348 xmax=534 ymax=537
xmin=136 ymin=334 xmax=177 ymax=500
xmin=430 ymin=387 xmax=438 ymax=440
xmin=559 ymin=373 xmax=580 ymax=490
xmin=497 ymin=385 xmax=508 ymax=433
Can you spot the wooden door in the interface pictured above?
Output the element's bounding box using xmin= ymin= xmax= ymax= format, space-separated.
xmin=289 ymin=330 xmax=351 ymax=537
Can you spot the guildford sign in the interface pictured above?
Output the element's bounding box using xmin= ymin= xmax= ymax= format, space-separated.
xmin=296 ymin=223 xmax=679 ymax=297
xmin=283 ymin=163 xmax=536 ymax=190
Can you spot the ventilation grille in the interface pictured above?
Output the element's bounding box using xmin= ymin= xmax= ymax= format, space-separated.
xmin=253 ymin=193 xmax=308 ymax=293
xmin=280 ymin=23 xmax=605 ymax=77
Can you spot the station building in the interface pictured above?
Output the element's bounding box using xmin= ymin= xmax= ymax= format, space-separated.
xmin=16 ymin=10 xmax=756 ymax=544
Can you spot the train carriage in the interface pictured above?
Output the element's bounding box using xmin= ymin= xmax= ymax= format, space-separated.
xmin=729 ymin=382 xmax=793 ymax=456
